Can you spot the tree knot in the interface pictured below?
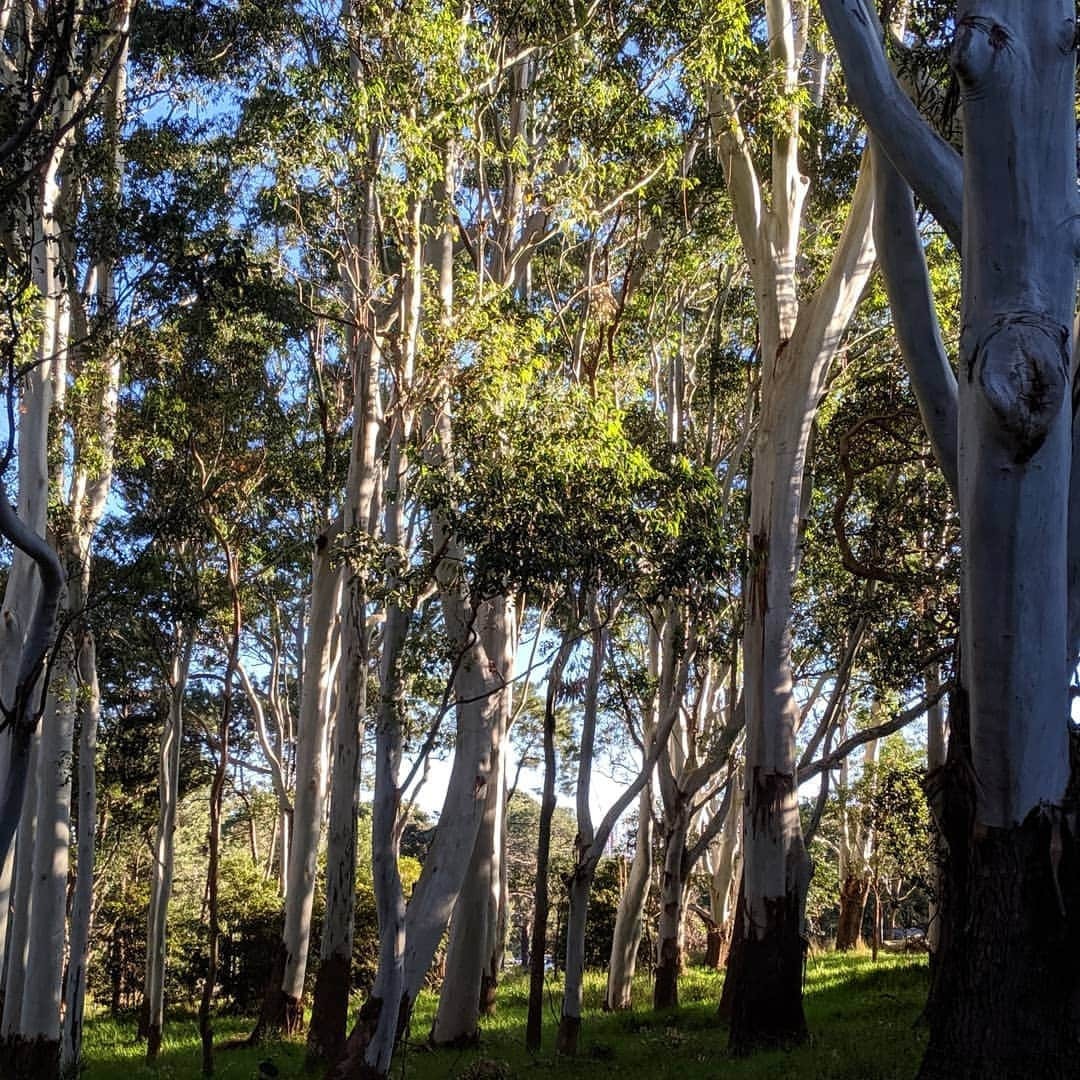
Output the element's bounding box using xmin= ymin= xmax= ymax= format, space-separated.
xmin=971 ymin=311 xmax=1069 ymax=463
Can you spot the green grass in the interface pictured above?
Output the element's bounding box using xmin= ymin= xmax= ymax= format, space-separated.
xmin=83 ymin=951 xmax=930 ymax=1079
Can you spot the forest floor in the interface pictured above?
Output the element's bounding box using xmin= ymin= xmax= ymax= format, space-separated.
xmin=83 ymin=950 xmax=929 ymax=1080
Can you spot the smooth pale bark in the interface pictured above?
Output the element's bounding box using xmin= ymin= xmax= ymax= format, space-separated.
xmin=335 ymin=201 xmax=421 ymax=1077
xmin=925 ymin=664 xmax=946 ymax=954
xmin=350 ymin=596 xmax=515 ymax=1076
xmin=823 ymin=5 xmax=1078 ymax=1074
xmin=59 ymin=47 xmax=125 ymax=1068
xmin=715 ymin=1 xmax=878 ymax=1036
xmin=143 ymin=630 xmax=194 ymax=1058
xmin=557 ymin=608 xmax=694 ymax=1053
xmin=871 ymin=143 xmax=958 ymax=497
xmin=430 ymin=732 xmax=506 ymax=1045
xmin=704 ymin=781 xmax=742 ymax=969
xmin=605 ymin=783 xmax=653 ymax=1009
xmin=0 ymin=131 xmax=66 ymax=877
xmin=0 ymin=716 xmax=40 ymax=1044
xmin=307 ymin=139 xmax=382 ymax=1068
xmin=258 ymin=528 xmax=341 ymax=1035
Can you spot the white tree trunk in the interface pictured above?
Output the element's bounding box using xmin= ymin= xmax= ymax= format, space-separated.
xmin=270 ymin=527 xmax=341 ymax=1030
xmin=143 ymin=631 xmax=193 ymax=1058
xmin=430 ymin=733 xmax=506 ymax=1045
xmin=605 ymin=783 xmax=653 ymax=1010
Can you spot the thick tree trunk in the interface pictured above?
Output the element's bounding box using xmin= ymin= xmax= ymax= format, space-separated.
xmin=835 ymin=874 xmax=870 ymax=951
xmin=653 ymin=809 xmax=689 ymax=1010
xmin=920 ymin=7 xmax=1077 ymax=1075
xmin=605 ymin=784 xmax=653 ymax=1009
xmin=431 ymin=736 xmax=505 ymax=1046
xmin=15 ymin=660 xmax=76 ymax=1079
xmin=0 ymin=734 xmax=40 ymax=1052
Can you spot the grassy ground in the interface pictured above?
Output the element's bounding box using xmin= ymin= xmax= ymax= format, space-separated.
xmin=83 ymin=950 xmax=929 ymax=1080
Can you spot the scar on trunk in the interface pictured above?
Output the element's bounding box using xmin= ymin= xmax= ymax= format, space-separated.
xmin=972 ymin=312 xmax=1068 ymax=463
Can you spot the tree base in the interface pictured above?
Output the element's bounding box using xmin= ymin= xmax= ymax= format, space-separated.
xmin=727 ymin=894 xmax=807 ymax=1054
xmin=146 ymin=1024 xmax=162 ymax=1060
xmin=479 ymin=972 xmax=497 ymax=1017
xmin=555 ymin=1014 xmax=580 ymax=1056
xmin=6 ymin=1035 xmax=60 ymax=1080
xmin=919 ymin=811 xmax=1080 ymax=1079
xmin=653 ymin=957 xmax=679 ymax=1010
xmin=307 ymin=953 xmax=352 ymax=1068
xmin=835 ymin=875 xmax=870 ymax=951
xmin=704 ymin=925 xmax=731 ymax=970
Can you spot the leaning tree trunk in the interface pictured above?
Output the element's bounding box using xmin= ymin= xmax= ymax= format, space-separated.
xmin=605 ymin=783 xmax=653 ymax=1009
xmin=430 ymin=735 xmax=506 ymax=1047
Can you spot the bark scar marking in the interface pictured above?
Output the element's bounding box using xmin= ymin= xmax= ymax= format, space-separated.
xmin=972 ymin=311 xmax=1069 ymax=463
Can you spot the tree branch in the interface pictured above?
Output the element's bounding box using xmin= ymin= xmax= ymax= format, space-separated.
xmin=872 ymin=139 xmax=958 ymax=498
xmin=818 ymin=0 xmax=962 ymax=247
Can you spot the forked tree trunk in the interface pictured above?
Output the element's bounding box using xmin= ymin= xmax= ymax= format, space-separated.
xmin=709 ymin=0 xmax=877 ymax=1052
xmin=430 ymin=736 xmax=506 ymax=1046
xmin=820 ymin=3 xmax=1080 ymax=1074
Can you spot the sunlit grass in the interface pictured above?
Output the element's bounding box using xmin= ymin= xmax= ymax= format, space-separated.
xmin=83 ymin=951 xmax=929 ymax=1079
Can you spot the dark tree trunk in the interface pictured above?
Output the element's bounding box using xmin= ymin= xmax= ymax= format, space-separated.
xmin=9 ymin=1035 xmax=59 ymax=1080
xmin=524 ymin=735 xmax=556 ymax=1052
xmin=835 ymin=874 xmax=870 ymax=950
xmin=919 ymin=685 xmax=1080 ymax=1079
xmin=653 ymin=948 xmax=680 ymax=1010
xmin=716 ymin=874 xmax=745 ymax=1023
xmin=250 ymin=943 xmax=304 ymax=1041
xmin=705 ymin=920 xmax=732 ymax=970
xmin=307 ymin=953 xmax=352 ymax=1069
xmin=727 ymin=889 xmax=807 ymax=1054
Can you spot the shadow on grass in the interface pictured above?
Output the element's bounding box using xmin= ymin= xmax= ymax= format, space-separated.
xmin=83 ymin=953 xmax=928 ymax=1080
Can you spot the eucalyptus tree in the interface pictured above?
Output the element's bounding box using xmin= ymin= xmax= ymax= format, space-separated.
xmin=817 ymin=2 xmax=1080 ymax=1072
xmin=0 ymin=5 xmax=132 ymax=1007
xmin=690 ymin=0 xmax=886 ymax=1046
